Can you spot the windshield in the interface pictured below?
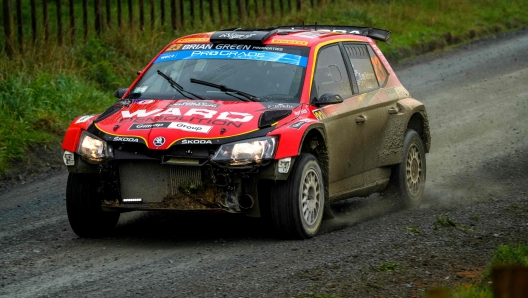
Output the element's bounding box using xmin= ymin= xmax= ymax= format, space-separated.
xmin=129 ymin=44 xmax=309 ymax=103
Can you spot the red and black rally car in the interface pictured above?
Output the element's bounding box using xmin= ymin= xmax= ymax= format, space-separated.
xmin=62 ymin=25 xmax=431 ymax=239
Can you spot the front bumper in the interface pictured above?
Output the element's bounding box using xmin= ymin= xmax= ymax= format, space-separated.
xmin=66 ymin=144 xmax=294 ymax=215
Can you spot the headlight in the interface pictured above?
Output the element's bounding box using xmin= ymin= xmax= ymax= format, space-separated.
xmin=212 ymin=137 xmax=277 ymax=166
xmin=77 ymin=130 xmax=108 ymax=163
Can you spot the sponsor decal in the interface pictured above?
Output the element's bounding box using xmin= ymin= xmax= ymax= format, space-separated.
xmin=190 ymin=50 xmax=265 ymax=58
xmin=218 ymin=33 xmax=257 ymax=40
xmin=293 ymin=108 xmax=308 ymax=116
xmin=181 ymin=44 xmax=214 ymax=50
xmin=292 ymin=32 xmax=322 ymax=39
xmin=315 ymin=29 xmax=361 ymax=34
xmin=132 ymin=86 xmax=148 ymax=93
xmin=263 ymin=103 xmax=299 ymax=109
xmin=153 ymin=136 xmax=166 ymax=146
xmin=113 ymin=136 xmax=140 ymax=142
xmin=181 ymin=139 xmax=213 ymax=144
xmin=134 ymin=99 xmax=154 ymax=105
xmin=121 ymin=115 xmax=245 ymax=128
xmin=179 ymin=44 xmax=284 ymax=52
xmin=289 ymin=121 xmax=307 ymax=129
xmin=159 ymin=54 xmax=176 ymax=61
xmin=165 ymin=44 xmax=183 ymax=51
xmin=176 ymin=37 xmax=210 ymax=43
xmin=168 ymin=122 xmax=213 ymax=133
xmin=169 ymin=101 xmax=220 ymax=108
xmin=75 ymin=115 xmax=95 ymax=124
xmin=153 ymin=50 xmax=308 ymax=67
xmin=128 ymin=122 xmax=171 ymax=130
xmin=250 ymin=45 xmax=283 ymax=51
xmin=121 ymin=109 xmax=253 ymax=123
xmin=269 ymin=39 xmax=308 ymax=46
xmin=122 ymin=109 xmax=161 ymax=118
xmin=313 ymin=109 xmax=326 ymax=120
xmin=370 ymin=55 xmax=387 ymax=83
xmin=214 ymin=44 xmax=252 ymax=50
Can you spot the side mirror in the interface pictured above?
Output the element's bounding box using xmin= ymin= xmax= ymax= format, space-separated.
xmin=313 ymin=93 xmax=344 ymax=106
xmin=136 ymin=70 xmax=143 ymax=76
xmin=114 ymin=88 xmax=128 ymax=99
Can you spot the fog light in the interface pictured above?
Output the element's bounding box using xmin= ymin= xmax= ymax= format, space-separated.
xmin=63 ymin=151 xmax=75 ymax=166
xmin=123 ymin=198 xmax=143 ymax=203
xmin=278 ymin=157 xmax=292 ymax=173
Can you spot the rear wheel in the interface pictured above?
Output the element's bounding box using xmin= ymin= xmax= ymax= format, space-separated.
xmin=66 ymin=173 xmax=120 ymax=238
xmin=270 ymin=153 xmax=324 ymax=239
xmin=391 ymin=129 xmax=426 ymax=208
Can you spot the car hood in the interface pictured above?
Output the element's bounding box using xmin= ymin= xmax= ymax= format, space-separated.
xmin=94 ymin=99 xmax=301 ymax=149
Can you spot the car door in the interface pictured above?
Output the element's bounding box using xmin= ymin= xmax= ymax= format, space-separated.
xmin=342 ymin=43 xmax=392 ymax=175
xmin=310 ymin=44 xmax=365 ymax=198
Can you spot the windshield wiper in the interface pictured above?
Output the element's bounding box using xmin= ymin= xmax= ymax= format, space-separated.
xmin=157 ymin=70 xmax=205 ymax=100
xmin=190 ymin=78 xmax=259 ymax=102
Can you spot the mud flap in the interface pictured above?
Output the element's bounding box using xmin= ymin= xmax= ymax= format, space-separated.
xmin=323 ymin=204 xmax=335 ymax=219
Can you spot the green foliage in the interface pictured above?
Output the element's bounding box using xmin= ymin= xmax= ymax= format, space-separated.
xmin=488 ymin=244 xmax=528 ymax=270
xmin=450 ymin=284 xmax=492 ymax=298
xmin=0 ymin=70 xmax=113 ymax=170
xmin=435 ymin=215 xmax=458 ymax=229
xmin=378 ymin=262 xmax=398 ymax=272
xmin=404 ymin=226 xmax=420 ymax=233
xmin=434 ymin=215 xmax=473 ymax=232
xmin=449 ymin=244 xmax=528 ymax=296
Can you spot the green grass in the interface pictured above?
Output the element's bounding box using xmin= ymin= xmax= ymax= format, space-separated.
xmin=0 ymin=0 xmax=527 ymax=173
xmin=451 ymin=285 xmax=493 ymax=298
xmin=378 ymin=262 xmax=398 ymax=272
xmin=449 ymin=243 xmax=528 ymax=297
xmin=485 ymin=244 xmax=528 ymax=275
xmin=404 ymin=226 xmax=420 ymax=233
xmin=434 ymin=215 xmax=473 ymax=232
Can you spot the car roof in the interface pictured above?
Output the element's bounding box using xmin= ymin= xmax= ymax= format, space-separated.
xmin=171 ymin=25 xmax=390 ymax=48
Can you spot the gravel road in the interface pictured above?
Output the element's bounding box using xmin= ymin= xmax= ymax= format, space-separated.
xmin=1 ymin=29 xmax=527 ymax=298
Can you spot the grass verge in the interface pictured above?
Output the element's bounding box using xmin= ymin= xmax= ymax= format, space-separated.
xmin=446 ymin=243 xmax=528 ymax=297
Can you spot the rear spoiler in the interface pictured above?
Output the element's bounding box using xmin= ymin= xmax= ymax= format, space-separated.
xmin=276 ymin=25 xmax=391 ymax=44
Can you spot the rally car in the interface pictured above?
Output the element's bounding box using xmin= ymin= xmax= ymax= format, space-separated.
xmin=62 ymin=25 xmax=430 ymax=239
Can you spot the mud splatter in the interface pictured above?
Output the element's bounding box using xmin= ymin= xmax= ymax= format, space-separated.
xmin=157 ymin=186 xmax=222 ymax=209
xmin=102 ymin=199 xmax=120 ymax=206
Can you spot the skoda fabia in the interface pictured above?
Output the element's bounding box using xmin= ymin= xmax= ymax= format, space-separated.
xmin=62 ymin=25 xmax=431 ymax=239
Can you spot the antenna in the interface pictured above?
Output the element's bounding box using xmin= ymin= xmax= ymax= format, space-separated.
xmin=315 ymin=22 xmax=317 ymax=30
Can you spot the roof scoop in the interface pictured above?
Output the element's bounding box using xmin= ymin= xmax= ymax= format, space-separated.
xmin=258 ymin=110 xmax=292 ymax=128
xmin=210 ymin=29 xmax=278 ymax=44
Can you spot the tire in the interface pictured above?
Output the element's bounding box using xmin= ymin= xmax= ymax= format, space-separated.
xmin=391 ymin=129 xmax=426 ymax=208
xmin=66 ymin=173 xmax=120 ymax=238
xmin=270 ymin=153 xmax=325 ymax=239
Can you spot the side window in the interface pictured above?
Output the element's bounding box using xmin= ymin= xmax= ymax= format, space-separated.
xmin=368 ymin=46 xmax=389 ymax=86
xmin=343 ymin=44 xmax=378 ymax=93
xmin=311 ymin=45 xmax=353 ymax=101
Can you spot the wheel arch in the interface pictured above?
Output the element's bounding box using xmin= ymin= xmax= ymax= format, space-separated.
xmin=407 ymin=109 xmax=431 ymax=153
xmin=297 ymin=124 xmax=334 ymax=219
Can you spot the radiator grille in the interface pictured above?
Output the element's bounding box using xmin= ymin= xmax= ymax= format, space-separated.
xmin=119 ymin=161 xmax=202 ymax=203
xmin=169 ymin=166 xmax=202 ymax=195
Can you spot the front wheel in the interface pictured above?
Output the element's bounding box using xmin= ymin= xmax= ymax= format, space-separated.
xmin=391 ymin=129 xmax=427 ymax=208
xmin=66 ymin=173 xmax=120 ymax=238
xmin=270 ymin=153 xmax=325 ymax=239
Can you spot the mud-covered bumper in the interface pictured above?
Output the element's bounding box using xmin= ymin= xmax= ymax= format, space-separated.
xmin=66 ymin=148 xmax=295 ymax=215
